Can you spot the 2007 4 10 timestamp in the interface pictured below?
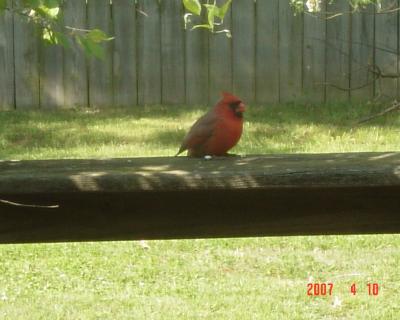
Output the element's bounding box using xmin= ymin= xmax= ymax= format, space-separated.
xmin=307 ymin=283 xmax=380 ymax=296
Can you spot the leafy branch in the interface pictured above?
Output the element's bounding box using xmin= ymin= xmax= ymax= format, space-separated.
xmin=0 ymin=0 xmax=114 ymax=59
xmin=183 ymin=0 xmax=232 ymax=37
xmin=0 ymin=0 xmax=233 ymax=57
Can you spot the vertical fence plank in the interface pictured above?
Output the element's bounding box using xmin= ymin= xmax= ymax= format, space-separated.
xmin=40 ymin=28 xmax=64 ymax=109
xmin=63 ymin=0 xmax=88 ymax=108
xmin=0 ymin=0 xmax=14 ymax=110
xmin=185 ymin=19 xmax=208 ymax=105
xmin=112 ymin=0 xmax=137 ymax=107
xmin=87 ymin=0 xmax=112 ymax=108
xmin=14 ymin=2 xmax=40 ymax=109
xmin=208 ymin=1 xmax=232 ymax=104
xmin=40 ymin=45 xmax=64 ymax=109
xmin=351 ymin=4 xmax=374 ymax=102
xmin=255 ymin=0 xmax=279 ymax=104
xmin=303 ymin=1 xmax=326 ymax=103
xmin=375 ymin=0 xmax=398 ymax=100
xmin=161 ymin=0 xmax=185 ymax=104
xmin=279 ymin=1 xmax=303 ymax=103
xmin=137 ymin=0 xmax=161 ymax=105
xmin=326 ymin=0 xmax=351 ymax=102
xmin=232 ymin=0 xmax=255 ymax=104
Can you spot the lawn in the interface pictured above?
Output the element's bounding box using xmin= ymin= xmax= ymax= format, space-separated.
xmin=0 ymin=102 xmax=400 ymax=319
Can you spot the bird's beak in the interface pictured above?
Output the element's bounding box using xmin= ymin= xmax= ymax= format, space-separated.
xmin=237 ymin=103 xmax=246 ymax=113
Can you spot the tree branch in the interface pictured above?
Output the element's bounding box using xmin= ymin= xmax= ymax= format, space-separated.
xmin=356 ymin=101 xmax=400 ymax=125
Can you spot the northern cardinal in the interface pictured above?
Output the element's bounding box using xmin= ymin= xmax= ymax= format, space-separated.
xmin=176 ymin=92 xmax=246 ymax=157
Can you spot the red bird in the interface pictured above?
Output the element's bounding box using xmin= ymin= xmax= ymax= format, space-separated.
xmin=176 ymin=92 xmax=246 ymax=157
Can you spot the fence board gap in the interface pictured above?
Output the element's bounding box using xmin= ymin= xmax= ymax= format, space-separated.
xmin=208 ymin=0 xmax=233 ymax=104
xmin=303 ymin=1 xmax=327 ymax=104
xmin=14 ymin=1 xmax=40 ymax=109
xmin=351 ymin=4 xmax=375 ymax=102
xmin=279 ymin=1 xmax=303 ymax=103
xmin=112 ymin=0 xmax=137 ymax=107
xmin=40 ymin=22 xmax=64 ymax=109
xmin=87 ymin=0 xmax=113 ymax=108
xmin=40 ymin=45 xmax=64 ymax=109
xmin=255 ymin=0 xmax=279 ymax=105
xmin=374 ymin=0 xmax=399 ymax=101
xmin=326 ymin=0 xmax=351 ymax=102
xmin=0 ymin=0 xmax=14 ymax=110
xmin=63 ymin=0 xmax=88 ymax=109
xmin=185 ymin=16 xmax=209 ymax=105
xmin=232 ymin=0 xmax=255 ymax=104
xmin=161 ymin=0 xmax=185 ymax=105
xmin=137 ymin=0 xmax=161 ymax=105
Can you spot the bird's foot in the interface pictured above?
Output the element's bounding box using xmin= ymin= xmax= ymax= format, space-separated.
xmin=202 ymin=153 xmax=241 ymax=160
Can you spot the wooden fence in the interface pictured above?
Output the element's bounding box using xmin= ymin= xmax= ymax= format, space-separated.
xmin=0 ymin=0 xmax=399 ymax=110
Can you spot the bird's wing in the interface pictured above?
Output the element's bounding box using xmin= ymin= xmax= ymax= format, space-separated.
xmin=176 ymin=112 xmax=218 ymax=156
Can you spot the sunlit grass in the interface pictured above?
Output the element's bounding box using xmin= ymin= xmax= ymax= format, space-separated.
xmin=0 ymin=103 xmax=399 ymax=319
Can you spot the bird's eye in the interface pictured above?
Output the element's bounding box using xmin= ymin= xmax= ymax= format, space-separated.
xmin=229 ymin=102 xmax=239 ymax=110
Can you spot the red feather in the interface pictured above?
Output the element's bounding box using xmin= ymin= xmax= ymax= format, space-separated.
xmin=176 ymin=92 xmax=245 ymax=157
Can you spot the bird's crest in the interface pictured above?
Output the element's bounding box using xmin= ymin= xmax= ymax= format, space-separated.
xmin=221 ymin=91 xmax=241 ymax=104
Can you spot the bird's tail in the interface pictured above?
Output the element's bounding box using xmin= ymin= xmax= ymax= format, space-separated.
xmin=175 ymin=144 xmax=186 ymax=157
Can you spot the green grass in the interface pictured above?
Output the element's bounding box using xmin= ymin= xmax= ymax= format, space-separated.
xmin=0 ymin=103 xmax=400 ymax=319
xmin=1 ymin=102 xmax=399 ymax=160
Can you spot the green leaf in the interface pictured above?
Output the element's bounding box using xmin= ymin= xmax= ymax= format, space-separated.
xmin=0 ymin=0 xmax=7 ymax=11
xmin=216 ymin=0 xmax=232 ymax=20
xmin=75 ymin=29 xmax=113 ymax=59
xmin=183 ymin=0 xmax=201 ymax=16
xmin=36 ymin=5 xmax=59 ymax=19
xmin=42 ymin=28 xmax=69 ymax=47
xmin=43 ymin=0 xmax=60 ymax=8
xmin=86 ymin=29 xmax=114 ymax=43
xmin=53 ymin=31 xmax=70 ymax=47
xmin=42 ymin=28 xmax=54 ymax=43
xmin=22 ymin=0 xmax=41 ymax=9
xmin=76 ymin=34 xmax=105 ymax=60
xmin=203 ymin=4 xmax=219 ymax=30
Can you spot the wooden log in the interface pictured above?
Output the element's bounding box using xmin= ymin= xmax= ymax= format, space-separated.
xmin=0 ymin=152 xmax=400 ymax=244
